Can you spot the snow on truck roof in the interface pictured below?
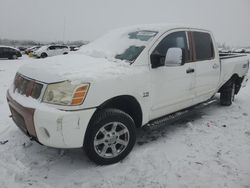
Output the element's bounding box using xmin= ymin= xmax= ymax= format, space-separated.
xmin=111 ymin=23 xmax=211 ymax=33
xmin=78 ymin=23 xmax=212 ymax=62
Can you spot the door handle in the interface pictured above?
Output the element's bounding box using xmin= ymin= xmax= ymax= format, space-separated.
xmin=213 ymin=64 xmax=219 ymax=69
xmin=186 ymin=68 xmax=195 ymax=74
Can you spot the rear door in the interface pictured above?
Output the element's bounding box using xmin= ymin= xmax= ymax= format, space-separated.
xmin=62 ymin=46 xmax=69 ymax=54
xmin=52 ymin=45 xmax=59 ymax=56
xmin=56 ymin=45 xmax=63 ymax=55
xmin=60 ymin=46 xmax=66 ymax=54
xmin=47 ymin=46 xmax=56 ymax=56
xmin=191 ymin=31 xmax=220 ymax=103
xmin=150 ymin=30 xmax=196 ymax=119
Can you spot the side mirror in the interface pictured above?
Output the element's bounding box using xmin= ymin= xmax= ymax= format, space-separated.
xmin=165 ymin=48 xmax=183 ymax=66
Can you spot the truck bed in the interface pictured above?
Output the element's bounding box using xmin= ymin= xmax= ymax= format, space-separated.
xmin=218 ymin=53 xmax=249 ymax=89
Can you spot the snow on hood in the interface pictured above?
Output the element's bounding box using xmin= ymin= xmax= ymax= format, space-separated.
xmin=17 ymin=54 xmax=134 ymax=83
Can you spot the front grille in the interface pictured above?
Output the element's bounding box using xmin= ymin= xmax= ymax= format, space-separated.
xmin=13 ymin=74 xmax=43 ymax=99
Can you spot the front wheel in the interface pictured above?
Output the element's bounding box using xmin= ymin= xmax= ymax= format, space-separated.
xmin=84 ymin=109 xmax=136 ymax=165
xmin=220 ymin=80 xmax=235 ymax=106
xmin=40 ymin=53 xmax=48 ymax=58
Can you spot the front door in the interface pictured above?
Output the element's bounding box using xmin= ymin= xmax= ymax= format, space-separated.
xmin=150 ymin=30 xmax=196 ymax=120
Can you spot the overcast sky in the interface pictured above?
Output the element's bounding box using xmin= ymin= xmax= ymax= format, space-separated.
xmin=0 ymin=0 xmax=249 ymax=46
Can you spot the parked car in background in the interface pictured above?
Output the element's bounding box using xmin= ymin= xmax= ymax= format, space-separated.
xmin=234 ymin=48 xmax=246 ymax=53
xmin=218 ymin=48 xmax=231 ymax=53
xmin=25 ymin=46 xmax=40 ymax=55
xmin=18 ymin=46 xmax=27 ymax=53
xmin=0 ymin=46 xmax=22 ymax=59
xmin=245 ymin=49 xmax=250 ymax=53
xmin=33 ymin=45 xmax=70 ymax=58
xmin=70 ymin=46 xmax=80 ymax=51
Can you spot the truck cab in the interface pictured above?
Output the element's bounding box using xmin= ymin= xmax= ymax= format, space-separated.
xmin=148 ymin=29 xmax=220 ymax=119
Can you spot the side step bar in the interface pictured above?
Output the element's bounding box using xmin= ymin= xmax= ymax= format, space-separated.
xmin=146 ymin=99 xmax=217 ymax=128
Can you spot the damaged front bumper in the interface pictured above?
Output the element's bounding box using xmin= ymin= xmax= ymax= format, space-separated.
xmin=7 ymin=91 xmax=96 ymax=148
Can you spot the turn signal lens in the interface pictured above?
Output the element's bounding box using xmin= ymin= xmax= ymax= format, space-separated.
xmin=71 ymin=85 xmax=89 ymax=105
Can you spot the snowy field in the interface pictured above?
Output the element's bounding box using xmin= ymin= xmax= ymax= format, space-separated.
xmin=0 ymin=55 xmax=250 ymax=188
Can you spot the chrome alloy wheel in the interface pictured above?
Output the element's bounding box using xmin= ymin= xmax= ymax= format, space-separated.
xmin=94 ymin=122 xmax=130 ymax=158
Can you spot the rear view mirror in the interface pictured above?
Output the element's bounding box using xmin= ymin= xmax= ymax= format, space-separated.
xmin=165 ymin=48 xmax=183 ymax=66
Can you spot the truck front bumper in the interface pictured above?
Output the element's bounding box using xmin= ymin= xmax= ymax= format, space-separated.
xmin=7 ymin=91 xmax=96 ymax=148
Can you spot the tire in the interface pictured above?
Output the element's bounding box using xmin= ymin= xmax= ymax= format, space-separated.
xmin=84 ymin=109 xmax=136 ymax=165
xmin=63 ymin=52 xmax=68 ymax=55
xmin=40 ymin=53 xmax=48 ymax=58
xmin=220 ymin=80 xmax=235 ymax=106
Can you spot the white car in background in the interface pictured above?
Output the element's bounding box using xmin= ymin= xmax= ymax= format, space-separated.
xmin=233 ymin=48 xmax=246 ymax=53
xmin=33 ymin=45 xmax=69 ymax=58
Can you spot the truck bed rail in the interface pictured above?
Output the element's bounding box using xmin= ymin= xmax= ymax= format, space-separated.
xmin=219 ymin=53 xmax=247 ymax=60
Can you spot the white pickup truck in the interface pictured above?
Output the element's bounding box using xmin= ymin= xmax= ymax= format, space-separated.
xmin=7 ymin=24 xmax=249 ymax=165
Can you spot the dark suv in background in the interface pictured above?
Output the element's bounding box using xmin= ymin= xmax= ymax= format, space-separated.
xmin=0 ymin=46 xmax=22 ymax=59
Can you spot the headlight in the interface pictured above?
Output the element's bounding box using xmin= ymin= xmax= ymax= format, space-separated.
xmin=43 ymin=81 xmax=90 ymax=106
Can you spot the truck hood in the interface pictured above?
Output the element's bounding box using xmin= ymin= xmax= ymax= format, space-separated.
xmin=18 ymin=54 xmax=133 ymax=83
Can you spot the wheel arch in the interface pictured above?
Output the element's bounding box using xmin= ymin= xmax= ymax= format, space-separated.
xmin=219 ymin=74 xmax=244 ymax=94
xmin=83 ymin=95 xmax=142 ymax=148
xmin=87 ymin=95 xmax=143 ymax=130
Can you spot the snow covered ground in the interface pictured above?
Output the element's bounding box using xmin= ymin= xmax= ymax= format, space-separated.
xmin=0 ymin=55 xmax=250 ymax=188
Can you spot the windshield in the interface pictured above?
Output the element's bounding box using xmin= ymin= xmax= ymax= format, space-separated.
xmin=79 ymin=29 xmax=158 ymax=62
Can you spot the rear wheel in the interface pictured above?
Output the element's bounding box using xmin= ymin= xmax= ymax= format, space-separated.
xmin=84 ymin=109 xmax=136 ymax=165
xmin=220 ymin=80 xmax=235 ymax=106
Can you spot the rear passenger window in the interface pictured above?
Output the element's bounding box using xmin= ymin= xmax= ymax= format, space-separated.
xmin=193 ymin=32 xmax=214 ymax=61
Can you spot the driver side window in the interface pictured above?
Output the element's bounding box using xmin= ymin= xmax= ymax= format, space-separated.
xmin=151 ymin=31 xmax=190 ymax=67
